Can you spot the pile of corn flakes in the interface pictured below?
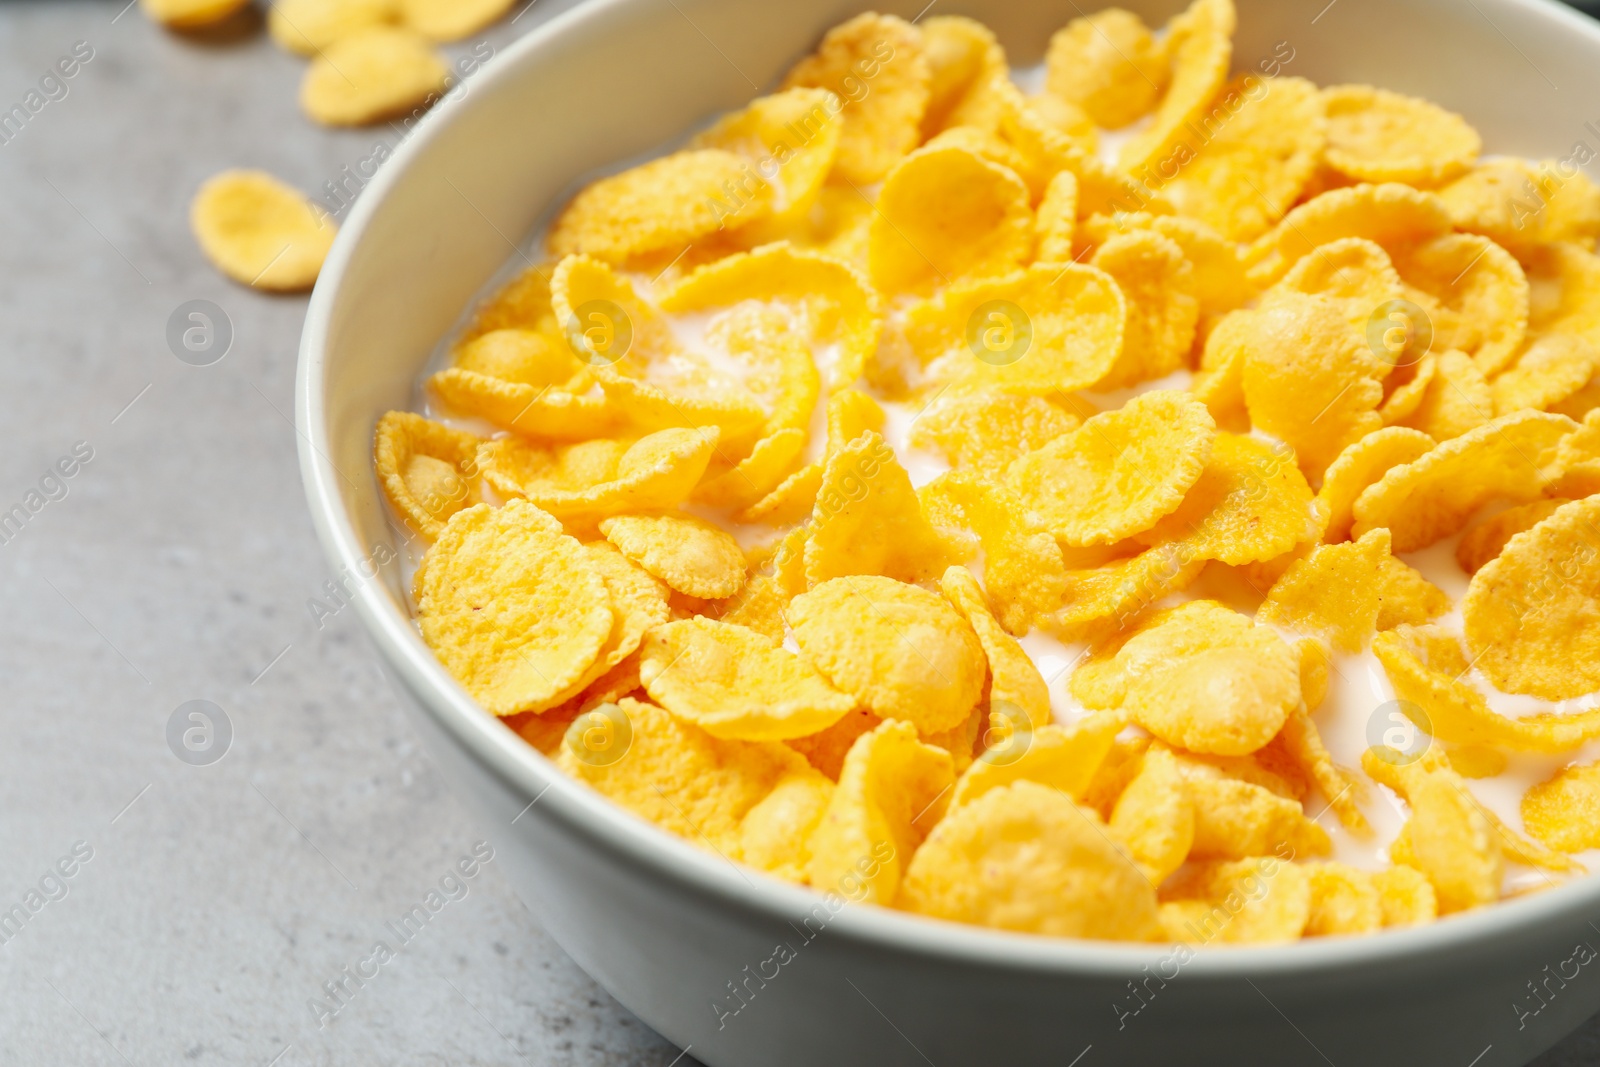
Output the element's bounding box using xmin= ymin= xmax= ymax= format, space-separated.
xmin=378 ymin=1 xmax=1600 ymax=943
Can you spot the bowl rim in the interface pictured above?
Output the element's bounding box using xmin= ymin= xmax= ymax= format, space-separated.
xmin=297 ymin=0 xmax=1600 ymax=982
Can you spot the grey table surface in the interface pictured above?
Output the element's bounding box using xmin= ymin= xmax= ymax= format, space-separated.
xmin=0 ymin=2 xmax=1595 ymax=1065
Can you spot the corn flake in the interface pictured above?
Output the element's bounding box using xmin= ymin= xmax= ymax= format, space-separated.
xmin=1090 ymin=230 xmax=1200 ymax=387
xmin=300 ymin=26 xmax=447 ymax=126
xmin=1007 ymin=389 xmax=1215 ymax=546
xmin=417 ymin=501 xmax=614 ymax=715
xmin=868 ymin=146 xmax=1033 ymax=294
xmin=790 ymin=575 xmax=985 ymax=734
xmin=1351 ymin=409 xmax=1574 ymax=551
xmin=1392 ymin=234 xmax=1528 ymax=377
xmin=374 ymin=411 xmax=479 ymax=539
xmin=1258 ymin=529 xmax=1390 ymax=652
xmin=908 ymin=392 xmax=1078 ymax=479
xmin=902 ymin=780 xmax=1162 ymax=940
xmin=599 ymin=512 xmax=746 ymax=599
xmin=191 ymin=170 xmax=337 ymax=291
xmin=1456 ymin=498 xmax=1570 ymax=574
xmin=805 ymin=431 xmax=950 ymax=587
xmin=952 ymin=711 xmax=1127 ymax=809
xmin=1493 ymin=334 xmax=1600 ymax=416
xmin=1117 ymin=0 xmax=1234 ymax=175
xmin=1076 ymin=600 xmax=1299 ymax=756
xmin=691 ymin=88 xmax=842 ymax=234
xmin=1462 ymin=495 xmax=1600 ymax=700
xmin=559 ymin=697 xmax=813 ymax=856
xmin=1304 ymin=863 xmax=1383 ymax=937
xmin=1524 ymin=762 xmax=1600 ymax=853
xmin=270 ymin=0 xmax=396 ymax=54
xmin=1372 ymin=864 xmax=1438 ymax=927
xmin=1161 ymin=856 xmax=1312 ymax=944
xmin=1398 ymin=349 xmax=1493 ymax=441
xmin=782 ymin=13 xmax=930 ymax=185
xmin=1044 ymin=8 xmax=1166 ymax=130
xmin=905 ymin=263 xmax=1127 ymax=395
xmin=940 ymin=566 xmax=1051 ymax=732
xmin=919 ymin=16 xmax=1007 ymax=136
xmin=1440 ymin=159 xmax=1600 ymax=256
xmin=142 ymin=0 xmax=248 ymax=27
xmin=638 ymin=618 xmax=854 ymax=741
xmin=808 ymin=719 xmax=953 ymax=903
xmin=1246 ymin=183 xmax=1453 ymax=287
xmin=1109 ymin=745 xmax=1195 ymax=882
xmin=477 ymin=427 xmax=715 ymax=518
xmin=1321 ymin=85 xmax=1480 ymax=186
xmin=1317 ymin=426 xmax=1436 ymax=543
xmin=1136 ymin=433 xmax=1318 ymax=566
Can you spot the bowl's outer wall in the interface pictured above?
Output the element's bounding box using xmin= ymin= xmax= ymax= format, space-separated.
xmin=301 ymin=0 xmax=1600 ymax=1063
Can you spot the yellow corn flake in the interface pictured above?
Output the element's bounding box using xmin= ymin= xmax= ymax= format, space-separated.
xmin=807 ymin=719 xmax=953 ymax=903
xmin=1033 ymin=170 xmax=1078 ymax=264
xmin=922 ymin=705 xmax=984 ymax=777
xmin=1117 ymin=0 xmax=1235 ymax=174
xmin=1136 ymin=433 xmax=1318 ymax=566
xmin=1321 ymin=85 xmax=1480 ymax=186
xmin=1493 ymin=334 xmax=1600 ymax=416
xmin=1391 ymin=234 xmax=1528 ymax=377
xmin=1245 ymin=183 xmax=1453 ymax=287
xmin=940 ymin=566 xmax=1051 ymax=732
xmin=1090 ymin=230 xmax=1200 ymax=387
xmin=1317 ymin=426 xmax=1436 ymax=543
xmin=1372 ymin=864 xmax=1438 ymax=927
xmin=1190 ymin=312 xmax=1251 ymax=431
xmin=1527 ymin=242 xmax=1600 ymax=351
xmin=637 ymin=618 xmax=853 ymax=741
xmin=919 ymin=16 xmax=1007 ymax=136
xmin=270 ymin=0 xmax=396 ymax=54
xmin=692 ymin=429 xmax=807 ymax=513
xmin=782 ymin=13 xmax=930 ymax=185
xmin=1351 ymin=409 xmax=1574 ymax=551
xmin=918 ymin=472 xmax=1069 ymax=635
xmin=1379 ymin=356 xmax=1437 ymax=426
xmin=1456 ymin=498 xmax=1570 ymax=574
xmin=1187 ymin=770 xmax=1331 ymax=862
xmin=1007 ymin=390 xmax=1215 ymax=547
xmin=868 ymin=146 xmax=1033 ymax=295
xmin=397 ymin=0 xmax=509 ymax=39
xmin=1362 ymin=750 xmax=1503 ymax=915
xmin=453 ymin=327 xmax=588 ymax=388
xmin=1109 ymin=746 xmax=1195 ymax=882
xmin=787 ymin=707 xmax=882 ymax=781
xmin=1240 ymin=291 xmax=1385 ymax=479
xmin=142 ymin=0 xmax=248 ymax=27
xmin=699 ymin=573 xmax=787 ymax=646
xmin=1524 ymin=762 xmax=1600 ymax=853
xmin=1546 ymin=407 xmax=1600 ymax=497
xmin=902 ymin=780 xmax=1163 ymax=940
xmin=1303 ymin=863 xmax=1383 ymax=937
xmin=190 ymin=170 xmax=337 ymax=291
xmin=1028 ymin=92 xmax=1100 ymax=153
xmin=739 ymin=771 xmax=835 ymax=883
xmin=805 ymin=431 xmax=950 ymax=587
xmin=416 ymin=501 xmax=614 ymax=715
xmin=477 ymin=427 xmax=716 ymax=518
xmin=374 ymin=411 xmax=479 ymax=539
xmin=908 ymin=392 xmax=1079 ymax=479
xmin=662 ymin=242 xmax=880 ymax=391
xmin=905 ymin=263 xmax=1127 ymax=395
xmin=1258 ymin=529 xmax=1390 ymax=653
xmin=1272 ymin=237 xmax=1402 ymax=337
xmin=691 ymin=88 xmax=842 ymax=235
xmin=548 ymin=150 xmax=772 ymax=263
xmin=1079 ymin=212 xmax=1256 ymax=323
xmin=569 ymin=539 xmax=671 ymax=684
xmin=952 ymin=711 xmax=1127 ymax=810
xmin=1273 ymin=704 xmax=1372 ymax=834
xmin=1397 ymin=349 xmax=1493 ymax=441
xmin=558 ymin=697 xmax=814 ymax=856
xmin=1156 ymin=76 xmax=1326 ymax=243
xmin=429 ymin=338 xmax=624 ymax=442
xmin=300 ymin=26 xmax=447 ymax=126
xmin=1076 ymin=600 xmax=1299 ymax=756
xmin=790 ymin=575 xmax=985 ymax=735
xmin=1462 ymin=496 xmax=1600 ymax=700
xmin=598 ymin=512 xmax=745 ymax=599
xmin=1160 ymin=856 xmax=1312 ymax=945
xmin=551 ymin=256 xmax=767 ymax=439
xmin=1298 ymin=639 xmax=1331 ymax=712
xmin=1373 ymin=625 xmax=1600 ymax=752
xmin=1375 ymin=555 xmax=1451 ymax=630
xmin=1439 ymin=159 xmax=1600 ymax=256
xmin=1446 ymin=745 xmax=1510 ymax=779
xmin=923 ymin=126 xmax=1037 ymax=195
xmin=1041 ymin=544 xmax=1208 ymax=642
xmin=1044 ymin=7 xmax=1166 ymax=130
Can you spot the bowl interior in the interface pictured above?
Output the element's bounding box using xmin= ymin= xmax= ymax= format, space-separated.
xmin=299 ymin=0 xmax=1600 ymax=974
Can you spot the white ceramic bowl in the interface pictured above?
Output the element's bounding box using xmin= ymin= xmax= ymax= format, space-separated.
xmin=297 ymin=1 xmax=1600 ymax=1062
